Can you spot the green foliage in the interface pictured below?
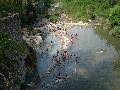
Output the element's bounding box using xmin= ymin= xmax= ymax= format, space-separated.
xmin=49 ymin=7 xmax=61 ymax=23
xmin=0 ymin=33 xmax=13 ymax=50
xmin=0 ymin=0 xmax=24 ymax=15
xmin=60 ymin=0 xmax=120 ymax=38
xmin=50 ymin=5 xmax=63 ymax=23
xmin=60 ymin=0 xmax=111 ymax=21
xmin=110 ymin=26 xmax=120 ymax=36
xmin=109 ymin=5 xmax=120 ymax=26
xmin=0 ymin=0 xmax=52 ymax=25
xmin=50 ymin=14 xmax=58 ymax=23
xmin=36 ymin=0 xmax=52 ymax=16
xmin=60 ymin=0 xmax=119 ymax=23
xmin=0 ymin=0 xmax=36 ymax=25
xmin=0 ymin=32 xmax=27 ymax=55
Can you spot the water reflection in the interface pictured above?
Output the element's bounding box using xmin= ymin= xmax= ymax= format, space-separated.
xmin=36 ymin=26 xmax=119 ymax=90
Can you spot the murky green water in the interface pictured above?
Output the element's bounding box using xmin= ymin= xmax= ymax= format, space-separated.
xmin=36 ymin=26 xmax=120 ymax=90
xmin=94 ymin=25 xmax=120 ymax=52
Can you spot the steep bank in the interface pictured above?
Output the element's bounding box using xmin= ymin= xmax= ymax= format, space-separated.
xmin=0 ymin=14 xmax=37 ymax=90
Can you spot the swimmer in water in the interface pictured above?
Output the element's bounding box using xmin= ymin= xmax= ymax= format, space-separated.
xmin=51 ymin=41 xmax=53 ymax=44
xmin=74 ymin=55 xmax=78 ymax=65
xmin=46 ymin=48 xmax=49 ymax=52
xmin=68 ymin=54 xmax=72 ymax=62
xmin=75 ymin=34 xmax=78 ymax=40
xmin=45 ymin=48 xmax=49 ymax=55
xmin=57 ymin=50 xmax=59 ymax=56
xmin=50 ymin=41 xmax=53 ymax=46
xmin=41 ymin=51 xmax=44 ymax=56
xmin=75 ymin=56 xmax=78 ymax=63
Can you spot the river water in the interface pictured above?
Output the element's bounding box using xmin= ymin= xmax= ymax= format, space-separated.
xmin=36 ymin=26 xmax=120 ymax=90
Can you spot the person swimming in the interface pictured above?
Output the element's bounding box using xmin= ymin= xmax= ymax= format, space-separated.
xmin=57 ymin=50 xmax=59 ymax=56
xmin=75 ymin=34 xmax=78 ymax=36
xmin=51 ymin=41 xmax=53 ymax=44
xmin=75 ymin=34 xmax=78 ymax=39
xmin=74 ymin=55 xmax=79 ymax=65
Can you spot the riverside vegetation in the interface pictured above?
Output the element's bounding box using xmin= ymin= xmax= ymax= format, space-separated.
xmin=0 ymin=0 xmax=120 ymax=89
xmin=53 ymin=0 xmax=120 ymax=36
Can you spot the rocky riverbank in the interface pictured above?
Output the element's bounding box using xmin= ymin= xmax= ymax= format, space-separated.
xmin=0 ymin=14 xmax=38 ymax=90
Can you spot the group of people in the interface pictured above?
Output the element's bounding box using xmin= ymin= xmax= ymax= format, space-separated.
xmin=37 ymin=48 xmax=79 ymax=89
xmin=36 ymin=22 xmax=81 ymax=89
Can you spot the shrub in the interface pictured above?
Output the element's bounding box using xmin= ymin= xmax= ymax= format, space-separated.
xmin=109 ymin=5 xmax=120 ymax=26
xmin=49 ymin=14 xmax=58 ymax=23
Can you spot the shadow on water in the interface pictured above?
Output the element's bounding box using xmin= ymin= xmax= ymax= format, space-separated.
xmin=36 ymin=26 xmax=120 ymax=90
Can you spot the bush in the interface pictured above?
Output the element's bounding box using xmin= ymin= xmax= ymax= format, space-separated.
xmin=49 ymin=14 xmax=58 ymax=23
xmin=109 ymin=5 xmax=120 ymax=26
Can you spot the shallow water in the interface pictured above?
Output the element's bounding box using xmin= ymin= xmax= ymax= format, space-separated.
xmin=36 ymin=26 xmax=120 ymax=90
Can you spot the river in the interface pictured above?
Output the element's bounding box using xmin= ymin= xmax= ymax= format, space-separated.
xmin=36 ymin=26 xmax=120 ymax=90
